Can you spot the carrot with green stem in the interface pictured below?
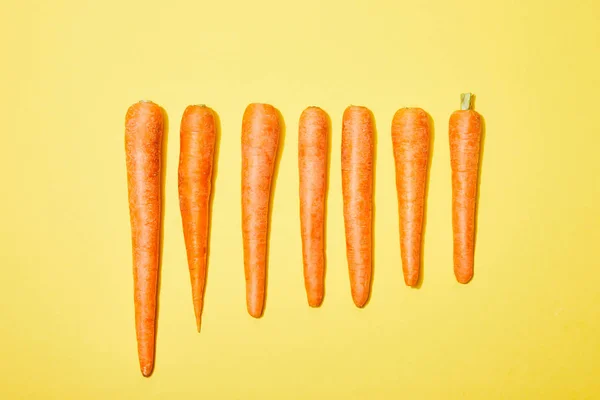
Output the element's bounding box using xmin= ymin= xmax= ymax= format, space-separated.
xmin=242 ymin=103 xmax=281 ymax=317
xmin=125 ymin=100 xmax=164 ymax=377
xmin=341 ymin=106 xmax=374 ymax=307
xmin=178 ymin=105 xmax=216 ymax=331
xmin=391 ymin=108 xmax=430 ymax=287
xmin=449 ymin=93 xmax=482 ymax=283
xmin=298 ymin=107 xmax=328 ymax=307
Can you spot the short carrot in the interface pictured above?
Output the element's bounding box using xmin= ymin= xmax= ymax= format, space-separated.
xmin=449 ymin=93 xmax=482 ymax=283
xmin=125 ymin=100 xmax=164 ymax=377
xmin=241 ymin=103 xmax=281 ymax=317
xmin=178 ymin=105 xmax=216 ymax=331
xmin=391 ymin=108 xmax=430 ymax=287
xmin=298 ymin=107 xmax=329 ymax=307
xmin=341 ymin=106 xmax=374 ymax=307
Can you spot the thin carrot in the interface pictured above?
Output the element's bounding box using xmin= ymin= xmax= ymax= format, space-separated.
xmin=241 ymin=103 xmax=281 ymax=317
xmin=125 ymin=100 xmax=164 ymax=377
xmin=341 ymin=105 xmax=374 ymax=307
xmin=449 ymin=93 xmax=482 ymax=283
xmin=298 ymin=107 xmax=329 ymax=307
xmin=178 ymin=105 xmax=216 ymax=331
xmin=391 ymin=108 xmax=430 ymax=287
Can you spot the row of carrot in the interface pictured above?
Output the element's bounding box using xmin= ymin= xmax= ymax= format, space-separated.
xmin=124 ymin=94 xmax=483 ymax=376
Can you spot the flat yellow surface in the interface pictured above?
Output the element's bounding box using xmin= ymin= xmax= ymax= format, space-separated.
xmin=1 ymin=0 xmax=599 ymax=398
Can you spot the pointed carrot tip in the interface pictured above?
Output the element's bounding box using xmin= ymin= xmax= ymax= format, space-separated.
xmin=192 ymin=301 xmax=204 ymax=332
xmin=456 ymin=271 xmax=474 ymax=284
xmin=247 ymin=303 xmax=264 ymax=318
xmin=353 ymin=300 xmax=367 ymax=308
xmin=405 ymin=276 xmax=419 ymax=287
xmin=350 ymin=284 xmax=370 ymax=307
xmin=140 ymin=364 xmax=154 ymax=377
xmin=307 ymin=296 xmax=324 ymax=308
xmin=352 ymin=294 xmax=369 ymax=308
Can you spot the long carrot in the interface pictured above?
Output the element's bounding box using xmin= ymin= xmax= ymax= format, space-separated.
xmin=241 ymin=103 xmax=280 ymax=317
xmin=125 ymin=100 xmax=164 ymax=377
xmin=178 ymin=105 xmax=216 ymax=331
xmin=449 ymin=93 xmax=482 ymax=283
xmin=391 ymin=108 xmax=430 ymax=287
xmin=298 ymin=107 xmax=328 ymax=307
xmin=341 ymin=106 xmax=374 ymax=307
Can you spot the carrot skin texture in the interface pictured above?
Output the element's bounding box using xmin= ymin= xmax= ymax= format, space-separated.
xmin=449 ymin=110 xmax=482 ymax=283
xmin=178 ymin=105 xmax=216 ymax=331
xmin=241 ymin=103 xmax=280 ymax=317
xmin=298 ymin=107 xmax=328 ymax=307
xmin=341 ymin=106 xmax=374 ymax=307
xmin=391 ymin=108 xmax=430 ymax=287
xmin=125 ymin=101 xmax=164 ymax=377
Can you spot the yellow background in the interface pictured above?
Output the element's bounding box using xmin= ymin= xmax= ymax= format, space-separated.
xmin=1 ymin=0 xmax=599 ymax=398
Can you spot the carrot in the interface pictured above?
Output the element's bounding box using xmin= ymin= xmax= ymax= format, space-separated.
xmin=241 ymin=103 xmax=281 ymax=317
xmin=449 ymin=93 xmax=482 ymax=283
xmin=341 ymin=106 xmax=374 ymax=307
xmin=298 ymin=107 xmax=329 ymax=307
xmin=178 ymin=105 xmax=216 ymax=331
xmin=391 ymin=108 xmax=430 ymax=287
xmin=125 ymin=100 xmax=164 ymax=377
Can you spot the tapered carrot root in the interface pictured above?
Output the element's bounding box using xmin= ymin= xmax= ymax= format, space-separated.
xmin=391 ymin=108 xmax=430 ymax=287
xmin=125 ymin=100 xmax=164 ymax=377
xmin=449 ymin=93 xmax=482 ymax=283
xmin=298 ymin=107 xmax=329 ymax=307
xmin=178 ymin=105 xmax=216 ymax=331
xmin=341 ymin=106 xmax=374 ymax=307
xmin=242 ymin=103 xmax=281 ymax=317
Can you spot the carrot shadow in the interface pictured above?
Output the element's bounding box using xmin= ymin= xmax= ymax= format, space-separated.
xmin=259 ymin=107 xmax=286 ymax=317
xmin=362 ymin=108 xmax=378 ymax=307
xmin=473 ymin=111 xmax=486 ymax=281
xmin=151 ymin=105 xmax=169 ymax=377
xmin=412 ymin=112 xmax=435 ymax=289
xmin=321 ymin=110 xmax=332 ymax=307
xmin=195 ymin=108 xmax=222 ymax=332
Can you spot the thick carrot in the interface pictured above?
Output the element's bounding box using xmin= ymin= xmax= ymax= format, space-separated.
xmin=178 ymin=105 xmax=216 ymax=331
xmin=298 ymin=107 xmax=328 ymax=307
xmin=341 ymin=106 xmax=374 ymax=307
xmin=241 ymin=103 xmax=280 ymax=317
xmin=391 ymin=108 xmax=430 ymax=287
xmin=125 ymin=100 xmax=164 ymax=377
xmin=449 ymin=93 xmax=482 ymax=283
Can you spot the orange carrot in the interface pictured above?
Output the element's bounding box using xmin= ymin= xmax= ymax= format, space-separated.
xmin=298 ymin=107 xmax=329 ymax=307
xmin=125 ymin=100 xmax=164 ymax=377
xmin=449 ymin=93 xmax=482 ymax=283
xmin=341 ymin=106 xmax=374 ymax=307
xmin=241 ymin=103 xmax=281 ymax=317
xmin=391 ymin=108 xmax=430 ymax=287
xmin=178 ymin=105 xmax=216 ymax=331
